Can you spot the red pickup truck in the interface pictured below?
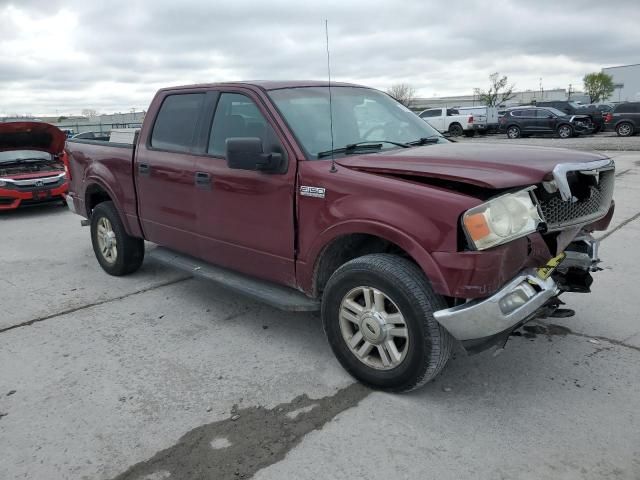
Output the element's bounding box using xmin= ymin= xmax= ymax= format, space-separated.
xmin=65 ymin=81 xmax=615 ymax=392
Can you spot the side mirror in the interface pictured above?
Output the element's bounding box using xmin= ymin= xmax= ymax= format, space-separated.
xmin=548 ymin=115 xmax=554 ymax=119
xmin=225 ymin=137 xmax=282 ymax=172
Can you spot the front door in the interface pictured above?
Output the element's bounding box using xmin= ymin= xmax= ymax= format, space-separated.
xmin=193 ymin=90 xmax=297 ymax=287
xmin=135 ymin=91 xmax=206 ymax=255
xmin=536 ymin=109 xmax=557 ymax=133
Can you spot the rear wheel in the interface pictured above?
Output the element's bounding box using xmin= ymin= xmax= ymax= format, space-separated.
xmin=322 ymin=254 xmax=453 ymax=392
xmin=557 ymin=124 xmax=573 ymax=139
xmin=616 ymin=122 xmax=634 ymax=137
xmin=448 ymin=123 xmax=463 ymax=137
xmin=90 ymin=201 xmax=144 ymax=276
xmin=506 ymin=125 xmax=521 ymax=139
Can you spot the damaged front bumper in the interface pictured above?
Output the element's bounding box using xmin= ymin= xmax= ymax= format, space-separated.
xmin=433 ymin=233 xmax=601 ymax=352
xmin=433 ymin=269 xmax=559 ymax=344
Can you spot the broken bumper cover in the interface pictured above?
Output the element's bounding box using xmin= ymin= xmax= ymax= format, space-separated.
xmin=433 ymin=269 xmax=559 ymax=342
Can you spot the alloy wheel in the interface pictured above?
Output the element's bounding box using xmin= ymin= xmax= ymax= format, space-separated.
xmin=339 ymin=286 xmax=409 ymax=370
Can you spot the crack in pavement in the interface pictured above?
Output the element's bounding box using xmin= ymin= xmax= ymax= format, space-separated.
xmin=536 ymin=321 xmax=640 ymax=353
xmin=597 ymin=210 xmax=640 ymax=241
xmin=110 ymin=383 xmax=370 ymax=480
xmin=0 ymin=276 xmax=191 ymax=335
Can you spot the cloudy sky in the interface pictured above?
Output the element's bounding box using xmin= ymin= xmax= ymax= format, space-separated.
xmin=1 ymin=0 xmax=638 ymax=116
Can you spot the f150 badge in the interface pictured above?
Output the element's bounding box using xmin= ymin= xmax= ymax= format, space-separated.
xmin=300 ymin=186 xmax=326 ymax=198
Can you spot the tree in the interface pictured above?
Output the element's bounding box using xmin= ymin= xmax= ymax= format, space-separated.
xmin=583 ymin=72 xmax=615 ymax=103
xmin=81 ymin=108 xmax=98 ymax=118
xmin=474 ymin=72 xmax=515 ymax=107
xmin=386 ymin=83 xmax=416 ymax=108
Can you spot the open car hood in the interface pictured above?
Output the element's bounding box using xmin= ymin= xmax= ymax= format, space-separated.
xmin=0 ymin=122 xmax=66 ymax=155
xmin=336 ymin=142 xmax=610 ymax=189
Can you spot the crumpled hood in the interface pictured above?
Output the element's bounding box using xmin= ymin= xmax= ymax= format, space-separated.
xmin=336 ymin=142 xmax=609 ymax=189
xmin=0 ymin=121 xmax=66 ymax=155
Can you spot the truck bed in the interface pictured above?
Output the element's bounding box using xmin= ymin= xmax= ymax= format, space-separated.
xmin=66 ymin=139 xmax=141 ymax=237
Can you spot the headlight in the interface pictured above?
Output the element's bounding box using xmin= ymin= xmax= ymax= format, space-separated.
xmin=462 ymin=188 xmax=542 ymax=250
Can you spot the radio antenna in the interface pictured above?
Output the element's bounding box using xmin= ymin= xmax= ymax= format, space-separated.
xmin=325 ymin=19 xmax=337 ymax=173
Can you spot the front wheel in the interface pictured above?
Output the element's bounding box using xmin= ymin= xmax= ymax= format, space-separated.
xmin=90 ymin=201 xmax=144 ymax=276
xmin=322 ymin=254 xmax=453 ymax=392
xmin=557 ymin=124 xmax=573 ymax=139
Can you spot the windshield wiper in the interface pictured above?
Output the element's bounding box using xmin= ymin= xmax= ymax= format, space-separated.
xmin=317 ymin=140 xmax=409 ymax=159
xmin=406 ymin=137 xmax=441 ymax=146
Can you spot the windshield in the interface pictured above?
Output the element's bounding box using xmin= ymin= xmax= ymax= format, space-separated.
xmin=0 ymin=150 xmax=52 ymax=163
xmin=268 ymin=86 xmax=446 ymax=159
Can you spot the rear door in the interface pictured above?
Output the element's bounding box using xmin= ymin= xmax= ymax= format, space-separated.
xmin=134 ymin=91 xmax=206 ymax=254
xmin=519 ymin=109 xmax=539 ymax=133
xmin=192 ymin=89 xmax=297 ymax=286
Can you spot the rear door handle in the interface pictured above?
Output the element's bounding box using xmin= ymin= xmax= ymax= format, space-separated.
xmin=195 ymin=171 xmax=211 ymax=189
xmin=138 ymin=163 xmax=150 ymax=175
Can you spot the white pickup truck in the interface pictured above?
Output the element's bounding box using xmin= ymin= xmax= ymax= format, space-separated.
xmin=418 ymin=107 xmax=475 ymax=137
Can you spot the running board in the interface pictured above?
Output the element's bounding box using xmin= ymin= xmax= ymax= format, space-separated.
xmin=148 ymin=247 xmax=320 ymax=312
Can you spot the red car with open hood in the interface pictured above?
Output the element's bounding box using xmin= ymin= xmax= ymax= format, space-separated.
xmin=0 ymin=121 xmax=69 ymax=210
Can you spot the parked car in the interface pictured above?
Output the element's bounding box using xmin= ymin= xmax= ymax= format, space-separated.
xmin=65 ymin=81 xmax=615 ymax=392
xmin=72 ymin=131 xmax=110 ymax=141
xmin=604 ymin=102 xmax=640 ymax=137
xmin=456 ymin=105 xmax=500 ymax=134
xmin=418 ymin=107 xmax=475 ymax=137
xmin=499 ymin=106 xmax=594 ymax=139
xmin=535 ymin=101 xmax=604 ymax=133
xmin=0 ymin=122 xmax=68 ymax=210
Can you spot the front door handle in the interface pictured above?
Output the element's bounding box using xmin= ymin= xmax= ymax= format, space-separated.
xmin=195 ymin=171 xmax=211 ymax=189
xmin=138 ymin=163 xmax=150 ymax=175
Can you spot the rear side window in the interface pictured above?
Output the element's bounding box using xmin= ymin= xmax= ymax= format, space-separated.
xmin=615 ymin=103 xmax=640 ymax=114
xmin=151 ymin=93 xmax=205 ymax=152
xmin=208 ymin=93 xmax=279 ymax=157
xmin=446 ymin=109 xmax=459 ymax=116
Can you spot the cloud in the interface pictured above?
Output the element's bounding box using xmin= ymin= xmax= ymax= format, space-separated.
xmin=1 ymin=0 xmax=638 ymax=115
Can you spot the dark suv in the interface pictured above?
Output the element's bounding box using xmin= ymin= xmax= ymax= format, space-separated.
xmin=499 ymin=106 xmax=594 ymax=139
xmin=535 ymin=101 xmax=605 ymax=133
xmin=605 ymin=102 xmax=640 ymax=137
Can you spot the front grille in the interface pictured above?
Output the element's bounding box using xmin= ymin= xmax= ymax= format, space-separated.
xmin=536 ymin=168 xmax=614 ymax=231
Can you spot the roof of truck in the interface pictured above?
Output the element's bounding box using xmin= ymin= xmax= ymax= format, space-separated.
xmin=159 ymin=80 xmax=366 ymax=92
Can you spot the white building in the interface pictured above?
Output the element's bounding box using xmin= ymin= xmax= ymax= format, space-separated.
xmin=602 ymin=63 xmax=640 ymax=102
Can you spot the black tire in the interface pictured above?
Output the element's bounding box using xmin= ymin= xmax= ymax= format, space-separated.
xmin=90 ymin=201 xmax=144 ymax=276
xmin=321 ymin=254 xmax=453 ymax=392
xmin=616 ymin=122 xmax=634 ymax=137
xmin=557 ymin=124 xmax=573 ymax=139
xmin=448 ymin=123 xmax=463 ymax=137
xmin=506 ymin=125 xmax=521 ymax=139
xmin=463 ymin=130 xmax=475 ymax=137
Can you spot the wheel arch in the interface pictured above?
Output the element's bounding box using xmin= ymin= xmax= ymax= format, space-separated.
xmin=300 ymin=221 xmax=447 ymax=299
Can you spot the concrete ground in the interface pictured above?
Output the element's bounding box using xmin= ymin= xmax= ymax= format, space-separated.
xmin=1 ymin=148 xmax=639 ymax=480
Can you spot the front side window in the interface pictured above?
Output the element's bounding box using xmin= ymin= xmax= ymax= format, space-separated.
xmin=150 ymin=93 xmax=205 ymax=152
xmin=268 ymin=86 xmax=445 ymax=159
xmin=208 ymin=93 xmax=279 ymax=157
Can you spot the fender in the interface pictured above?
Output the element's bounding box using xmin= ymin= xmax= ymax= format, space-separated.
xmin=296 ymin=219 xmax=449 ymax=297
xmin=83 ymin=165 xmax=141 ymax=237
